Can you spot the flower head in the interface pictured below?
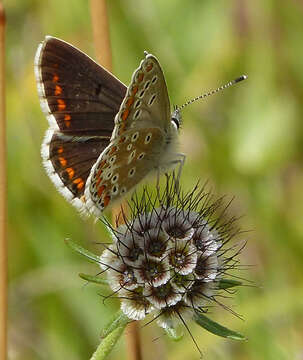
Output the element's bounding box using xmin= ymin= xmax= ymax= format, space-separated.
xmin=97 ymin=176 xmax=243 ymax=332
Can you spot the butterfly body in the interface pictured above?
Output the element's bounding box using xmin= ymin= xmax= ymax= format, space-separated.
xmin=35 ymin=37 xmax=182 ymax=216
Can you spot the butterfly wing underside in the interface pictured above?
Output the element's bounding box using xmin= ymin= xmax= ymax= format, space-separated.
xmin=111 ymin=53 xmax=171 ymax=139
xmin=35 ymin=36 xmax=127 ymax=212
xmin=85 ymin=127 xmax=167 ymax=217
xmin=84 ymin=53 xmax=177 ymax=216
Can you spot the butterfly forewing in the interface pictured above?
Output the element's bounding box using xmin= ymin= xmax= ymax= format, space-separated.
xmin=85 ymin=128 xmax=166 ymax=217
xmin=35 ymin=36 xmax=127 ymax=134
xmin=111 ymin=54 xmax=171 ymax=139
xmin=36 ymin=36 xmax=127 ymax=212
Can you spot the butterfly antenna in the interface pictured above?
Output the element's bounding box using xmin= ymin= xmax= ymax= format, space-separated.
xmin=178 ymin=75 xmax=247 ymax=110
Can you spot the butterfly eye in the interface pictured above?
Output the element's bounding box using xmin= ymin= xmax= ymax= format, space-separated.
xmin=128 ymin=168 xmax=136 ymax=178
xmin=171 ymin=117 xmax=180 ymax=129
xmin=144 ymin=133 xmax=152 ymax=144
xmin=171 ymin=112 xmax=181 ymax=130
xmin=151 ymin=75 xmax=157 ymax=84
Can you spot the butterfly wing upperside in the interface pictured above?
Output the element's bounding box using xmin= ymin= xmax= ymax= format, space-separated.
xmin=35 ymin=36 xmax=127 ymax=212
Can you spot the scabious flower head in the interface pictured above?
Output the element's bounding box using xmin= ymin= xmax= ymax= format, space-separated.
xmin=99 ymin=176 xmax=243 ymax=331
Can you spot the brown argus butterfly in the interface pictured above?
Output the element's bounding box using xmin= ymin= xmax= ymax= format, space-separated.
xmin=35 ymin=36 xmax=246 ymax=217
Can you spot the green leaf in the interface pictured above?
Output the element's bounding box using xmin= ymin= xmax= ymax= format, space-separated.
xmin=164 ymin=327 xmax=184 ymax=341
xmin=193 ymin=313 xmax=246 ymax=341
xmin=101 ymin=310 xmax=130 ymax=338
xmin=79 ymin=273 xmax=108 ymax=286
xmin=65 ymin=238 xmax=100 ymax=264
xmin=90 ymin=323 xmax=127 ymax=360
xmin=89 ymin=311 xmax=130 ymax=360
xmin=217 ymin=279 xmax=243 ymax=290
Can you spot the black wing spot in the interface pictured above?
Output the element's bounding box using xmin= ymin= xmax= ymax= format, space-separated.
xmin=148 ymin=94 xmax=156 ymax=106
xmin=95 ymin=84 xmax=102 ymax=96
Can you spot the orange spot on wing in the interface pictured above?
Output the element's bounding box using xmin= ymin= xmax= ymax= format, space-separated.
xmin=73 ymin=177 xmax=84 ymax=190
xmin=96 ymin=169 xmax=103 ymax=177
xmin=59 ymin=156 xmax=67 ymax=167
xmin=119 ymin=136 xmax=127 ymax=144
xmin=97 ymin=185 xmax=106 ymax=197
xmin=99 ymin=160 xmax=107 ymax=169
xmin=110 ymin=146 xmax=117 ymax=154
xmin=66 ymin=167 xmax=75 ymax=179
xmin=77 ymin=180 xmax=84 ymax=190
xmin=103 ymin=195 xmax=111 ymax=207
xmin=146 ymin=63 xmax=153 ymax=72
xmin=118 ymin=123 xmax=126 ymax=135
xmin=57 ymin=147 xmax=64 ymax=154
xmin=96 ymin=176 xmax=103 ymax=187
xmin=122 ymin=109 xmax=130 ymax=121
xmin=64 ymin=114 xmax=71 ymax=127
xmin=137 ymin=73 xmax=144 ymax=83
xmin=52 ymin=74 xmax=59 ymax=83
xmin=132 ymin=86 xmax=138 ymax=95
xmin=57 ymin=99 xmax=66 ymax=111
xmin=55 ymin=85 xmax=62 ymax=95
xmin=126 ymin=97 xmax=134 ymax=108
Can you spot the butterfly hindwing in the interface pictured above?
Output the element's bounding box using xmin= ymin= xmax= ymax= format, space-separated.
xmin=111 ymin=54 xmax=171 ymax=139
xmin=85 ymin=128 xmax=166 ymax=217
xmin=41 ymin=131 xmax=112 ymax=210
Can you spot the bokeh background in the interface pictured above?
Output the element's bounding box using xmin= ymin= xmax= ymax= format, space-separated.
xmin=6 ymin=1 xmax=303 ymax=359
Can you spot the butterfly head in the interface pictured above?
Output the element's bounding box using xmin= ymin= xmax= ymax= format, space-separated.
xmin=171 ymin=106 xmax=182 ymax=130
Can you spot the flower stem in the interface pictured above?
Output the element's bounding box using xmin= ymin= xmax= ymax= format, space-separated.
xmin=126 ymin=322 xmax=142 ymax=360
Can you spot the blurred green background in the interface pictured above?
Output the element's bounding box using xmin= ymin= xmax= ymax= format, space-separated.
xmin=6 ymin=0 xmax=303 ymax=359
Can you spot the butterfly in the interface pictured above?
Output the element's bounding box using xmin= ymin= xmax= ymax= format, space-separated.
xmin=35 ymin=36 xmax=184 ymax=217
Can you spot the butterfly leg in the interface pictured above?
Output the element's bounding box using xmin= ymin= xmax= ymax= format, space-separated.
xmin=173 ymin=153 xmax=186 ymax=192
xmin=155 ymin=153 xmax=186 ymax=200
xmin=156 ymin=169 xmax=161 ymax=200
xmin=161 ymin=153 xmax=186 ymax=193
